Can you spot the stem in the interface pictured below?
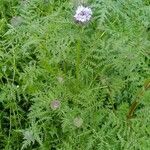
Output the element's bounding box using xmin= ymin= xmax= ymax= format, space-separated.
xmin=127 ymin=90 xmax=144 ymax=119
xmin=127 ymin=101 xmax=139 ymax=119
xmin=127 ymin=80 xmax=150 ymax=119
xmin=76 ymin=37 xmax=81 ymax=80
xmin=76 ymin=26 xmax=84 ymax=80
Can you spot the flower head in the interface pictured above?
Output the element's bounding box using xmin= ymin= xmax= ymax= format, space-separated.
xmin=74 ymin=5 xmax=92 ymax=23
xmin=50 ymin=100 xmax=61 ymax=110
xmin=57 ymin=76 xmax=64 ymax=84
xmin=10 ymin=16 xmax=23 ymax=27
xmin=23 ymin=130 xmax=34 ymax=142
xmin=73 ymin=117 xmax=83 ymax=128
xmin=20 ymin=0 xmax=29 ymax=7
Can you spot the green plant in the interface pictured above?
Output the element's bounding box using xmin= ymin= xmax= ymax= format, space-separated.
xmin=0 ymin=0 xmax=150 ymax=149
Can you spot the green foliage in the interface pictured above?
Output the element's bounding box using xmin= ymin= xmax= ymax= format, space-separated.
xmin=0 ymin=0 xmax=150 ymax=149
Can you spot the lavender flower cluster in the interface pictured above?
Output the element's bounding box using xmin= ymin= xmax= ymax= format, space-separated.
xmin=74 ymin=5 xmax=92 ymax=23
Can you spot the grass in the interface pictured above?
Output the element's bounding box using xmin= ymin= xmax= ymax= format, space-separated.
xmin=0 ymin=0 xmax=150 ymax=149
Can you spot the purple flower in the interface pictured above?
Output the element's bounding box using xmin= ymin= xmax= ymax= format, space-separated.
xmin=73 ymin=117 xmax=83 ymax=128
xmin=74 ymin=5 xmax=92 ymax=23
xmin=50 ymin=100 xmax=61 ymax=110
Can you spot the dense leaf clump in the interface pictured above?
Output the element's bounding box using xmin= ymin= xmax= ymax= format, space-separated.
xmin=0 ymin=0 xmax=150 ymax=149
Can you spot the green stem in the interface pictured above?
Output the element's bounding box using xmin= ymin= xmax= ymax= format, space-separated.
xmin=76 ymin=26 xmax=84 ymax=81
xmin=76 ymin=37 xmax=81 ymax=80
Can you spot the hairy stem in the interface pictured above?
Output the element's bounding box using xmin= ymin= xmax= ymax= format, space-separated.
xmin=76 ymin=37 xmax=81 ymax=80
